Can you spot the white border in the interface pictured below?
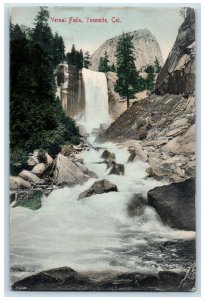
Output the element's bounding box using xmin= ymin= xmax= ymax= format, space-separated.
xmin=1 ymin=1 xmax=204 ymax=299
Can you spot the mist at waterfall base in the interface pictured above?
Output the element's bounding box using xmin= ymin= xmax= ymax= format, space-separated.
xmin=10 ymin=69 xmax=195 ymax=284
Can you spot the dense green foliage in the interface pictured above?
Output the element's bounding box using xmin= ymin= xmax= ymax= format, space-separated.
xmin=10 ymin=7 xmax=80 ymax=173
xmin=66 ymin=44 xmax=84 ymax=69
xmin=115 ymin=32 xmax=141 ymax=108
xmin=154 ymin=57 xmax=162 ymax=73
xmin=144 ymin=64 xmax=156 ymax=91
xmin=98 ymin=51 xmax=110 ymax=73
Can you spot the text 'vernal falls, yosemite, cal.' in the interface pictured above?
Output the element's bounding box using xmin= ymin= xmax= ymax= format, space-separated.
xmin=9 ymin=6 xmax=196 ymax=292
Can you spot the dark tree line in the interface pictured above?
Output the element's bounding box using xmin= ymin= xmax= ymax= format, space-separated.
xmin=66 ymin=44 xmax=91 ymax=69
xmin=10 ymin=7 xmax=80 ymax=174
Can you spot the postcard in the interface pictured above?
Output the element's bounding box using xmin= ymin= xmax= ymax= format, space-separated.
xmin=9 ymin=5 xmax=196 ymax=291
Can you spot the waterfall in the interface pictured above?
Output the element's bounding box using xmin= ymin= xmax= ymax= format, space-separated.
xmin=82 ymin=68 xmax=110 ymax=133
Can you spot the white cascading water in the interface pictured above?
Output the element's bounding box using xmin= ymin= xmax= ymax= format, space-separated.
xmin=10 ymin=69 xmax=195 ymax=284
xmin=82 ymin=68 xmax=110 ymax=133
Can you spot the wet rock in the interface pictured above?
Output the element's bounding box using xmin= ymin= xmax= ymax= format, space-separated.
xmin=10 ymin=192 xmax=17 ymax=204
xmin=127 ymin=140 xmax=148 ymax=162
xmin=127 ymin=194 xmax=148 ymax=217
xmin=31 ymin=163 xmax=46 ymax=175
xmin=12 ymin=266 xmax=93 ymax=291
xmin=101 ymin=150 xmax=116 ymax=162
xmin=179 ymin=262 xmax=196 ymax=291
xmin=109 ymin=163 xmax=124 ymax=176
xmin=78 ymin=179 xmax=118 ymax=199
xmin=10 ymin=176 xmax=31 ymax=190
xmin=158 ymin=271 xmax=186 ymax=290
xmin=19 ymin=170 xmax=43 ymax=184
xmin=148 ymin=178 xmax=195 ymax=230
xmin=54 ymin=154 xmax=89 ymax=186
xmin=12 ymin=266 xmax=190 ymax=291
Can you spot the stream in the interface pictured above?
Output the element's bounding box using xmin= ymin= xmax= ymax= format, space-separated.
xmin=10 ymin=137 xmax=195 ymax=285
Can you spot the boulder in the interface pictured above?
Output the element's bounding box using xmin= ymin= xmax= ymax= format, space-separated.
xmin=45 ymin=153 xmax=53 ymax=165
xmin=12 ymin=266 xmax=190 ymax=291
xmin=61 ymin=145 xmax=74 ymax=156
xmin=75 ymin=162 xmax=98 ymax=178
xmin=12 ymin=266 xmax=94 ymax=291
xmin=10 ymin=192 xmax=17 ymax=204
xmin=26 ymin=155 xmax=39 ymax=166
xmin=31 ymin=163 xmax=46 ymax=175
xmin=179 ymin=262 xmax=196 ymax=291
xmin=147 ymin=178 xmax=195 ymax=230
xmin=109 ymin=163 xmax=124 ymax=176
xmin=101 ymin=150 xmax=116 ymax=162
xmin=73 ymin=152 xmax=84 ymax=164
xmin=127 ymin=140 xmax=148 ymax=162
xmin=127 ymin=194 xmax=148 ymax=217
xmin=19 ymin=170 xmax=43 ymax=184
xmin=78 ymin=179 xmax=118 ymax=199
xmin=10 ymin=176 xmax=31 ymax=190
xmin=54 ymin=154 xmax=89 ymax=186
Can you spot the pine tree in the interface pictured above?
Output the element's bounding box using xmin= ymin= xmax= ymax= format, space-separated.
xmin=52 ymin=33 xmax=65 ymax=66
xmin=154 ymin=57 xmax=161 ymax=73
xmin=84 ymin=51 xmax=91 ymax=69
xmin=110 ymin=63 xmax=116 ymax=72
xmin=66 ymin=46 xmax=84 ymax=69
xmin=10 ymin=24 xmax=26 ymax=40
xmin=32 ymin=7 xmax=53 ymax=54
xmin=145 ymin=65 xmax=155 ymax=91
xmin=115 ymin=32 xmax=139 ymax=108
xmin=98 ymin=51 xmax=110 ymax=73
xmin=79 ymin=49 xmax=84 ymax=69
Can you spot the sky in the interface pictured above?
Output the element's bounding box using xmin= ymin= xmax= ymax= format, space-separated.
xmin=10 ymin=6 xmax=184 ymax=62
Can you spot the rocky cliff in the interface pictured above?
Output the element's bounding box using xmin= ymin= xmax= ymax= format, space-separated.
xmin=156 ymin=8 xmax=195 ymax=95
xmin=90 ymin=29 xmax=163 ymax=71
xmin=99 ymin=8 xmax=196 ymax=183
xmin=56 ymin=64 xmax=85 ymax=117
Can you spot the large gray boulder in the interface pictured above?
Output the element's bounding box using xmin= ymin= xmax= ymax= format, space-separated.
xmin=10 ymin=176 xmax=31 ymax=190
xmin=54 ymin=154 xmax=89 ymax=186
xmin=78 ymin=179 xmax=118 ymax=199
xmin=19 ymin=170 xmax=44 ymax=184
xmin=147 ymin=178 xmax=195 ymax=231
xmin=31 ymin=163 xmax=46 ymax=175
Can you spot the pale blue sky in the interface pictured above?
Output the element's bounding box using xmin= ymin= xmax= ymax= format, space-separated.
xmin=10 ymin=6 xmax=184 ymax=62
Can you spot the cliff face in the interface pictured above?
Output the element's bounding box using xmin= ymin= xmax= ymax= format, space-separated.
xmin=56 ymin=64 xmax=85 ymax=117
xmin=99 ymin=9 xmax=196 ymax=183
xmin=156 ymin=8 xmax=195 ymax=95
xmin=90 ymin=29 xmax=163 ymax=71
